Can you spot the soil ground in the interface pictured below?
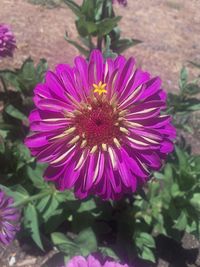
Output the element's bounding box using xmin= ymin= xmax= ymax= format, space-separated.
xmin=0 ymin=0 xmax=200 ymax=266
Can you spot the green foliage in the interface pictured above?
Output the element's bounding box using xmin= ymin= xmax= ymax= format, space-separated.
xmin=167 ymin=67 xmax=200 ymax=132
xmin=0 ymin=58 xmax=47 ymax=94
xmin=0 ymin=58 xmax=47 ymax=184
xmin=24 ymin=203 xmax=44 ymax=250
xmin=63 ymin=0 xmax=141 ymax=55
xmin=132 ymin=145 xmax=200 ymax=262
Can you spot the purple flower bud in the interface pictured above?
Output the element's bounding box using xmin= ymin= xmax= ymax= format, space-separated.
xmin=0 ymin=24 xmax=16 ymax=58
xmin=0 ymin=189 xmax=20 ymax=245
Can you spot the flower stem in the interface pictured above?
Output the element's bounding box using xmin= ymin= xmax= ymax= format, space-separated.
xmin=13 ymin=190 xmax=52 ymax=208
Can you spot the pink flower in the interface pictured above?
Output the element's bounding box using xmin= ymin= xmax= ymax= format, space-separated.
xmin=65 ymin=255 xmax=129 ymax=267
xmin=0 ymin=189 xmax=20 ymax=245
xmin=25 ymin=50 xmax=175 ymax=200
xmin=0 ymin=24 xmax=16 ymax=58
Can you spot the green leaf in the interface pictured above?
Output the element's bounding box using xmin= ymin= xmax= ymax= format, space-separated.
xmin=26 ymin=164 xmax=46 ymax=189
xmin=103 ymin=35 xmax=117 ymax=59
xmin=81 ymin=0 xmax=96 ymax=20
xmin=36 ymin=58 xmax=48 ymax=82
xmin=184 ymin=83 xmax=200 ymax=95
xmin=173 ymin=211 xmax=188 ymax=231
xmin=143 ymin=214 xmax=152 ymax=225
xmin=65 ymin=33 xmax=89 ymax=56
xmin=0 ymin=185 xmax=29 ymax=204
xmin=55 ymin=190 xmax=75 ymax=202
xmin=186 ymin=100 xmax=200 ymax=111
xmin=0 ymin=58 xmax=47 ymax=94
xmin=0 ymin=71 xmax=19 ymax=91
xmin=113 ymin=38 xmax=142 ymax=54
xmin=75 ymin=227 xmax=97 ymax=255
xmin=154 ymin=172 xmax=165 ymax=180
xmin=96 ymin=16 xmax=122 ymax=36
xmin=190 ymin=193 xmax=200 ymax=212
xmin=21 ymin=58 xmax=35 ymax=80
xmin=99 ymin=246 xmax=119 ymax=260
xmin=153 ymin=214 xmax=167 ymax=235
xmin=94 ymin=0 xmax=104 ymax=20
xmin=51 ymin=232 xmax=79 ymax=255
xmin=77 ymin=199 xmax=96 ymax=212
xmin=135 ymin=232 xmax=156 ymax=249
xmin=5 ymin=104 xmax=28 ymax=122
xmin=63 ymin=0 xmax=82 ymax=17
xmin=76 ymin=17 xmax=97 ymax=37
xmin=42 ymin=195 xmax=60 ymax=221
xmin=141 ymin=246 xmax=156 ymax=263
xmin=36 ymin=195 xmax=51 ymax=214
xmin=24 ymin=204 xmax=44 ymax=250
xmin=0 ymin=134 xmax=5 ymax=154
xmin=186 ymin=221 xmax=200 ymax=239
xmin=164 ymin=163 xmax=173 ymax=180
xmin=175 ymin=146 xmax=188 ymax=171
xmin=171 ymin=183 xmax=182 ymax=198
xmin=179 ymin=67 xmax=188 ymax=90
xmin=9 ymin=185 xmax=29 ymax=204
xmin=10 ymin=142 xmax=33 ymax=171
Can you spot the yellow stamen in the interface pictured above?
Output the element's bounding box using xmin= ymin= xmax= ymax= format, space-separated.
xmin=65 ymin=127 xmax=76 ymax=135
xmin=119 ymin=127 xmax=129 ymax=135
xmin=90 ymin=145 xmax=98 ymax=153
xmin=102 ymin=143 xmax=107 ymax=151
xmin=93 ymin=81 xmax=107 ymax=95
xmin=80 ymin=140 xmax=87 ymax=148
xmin=125 ymin=121 xmax=142 ymax=128
xmin=50 ymin=127 xmax=76 ymax=140
xmin=119 ymin=110 xmax=128 ymax=117
xmin=113 ymin=138 xmax=121 ymax=148
xmin=68 ymin=135 xmax=80 ymax=145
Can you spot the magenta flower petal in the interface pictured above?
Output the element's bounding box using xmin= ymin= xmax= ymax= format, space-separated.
xmin=25 ymin=50 xmax=176 ymax=200
xmin=67 ymin=256 xmax=88 ymax=267
xmin=0 ymin=189 xmax=20 ymax=245
xmin=0 ymin=24 xmax=16 ymax=58
xmin=64 ymin=255 xmax=129 ymax=267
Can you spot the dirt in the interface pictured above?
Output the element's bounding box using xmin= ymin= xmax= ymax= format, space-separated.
xmin=0 ymin=0 xmax=200 ymax=266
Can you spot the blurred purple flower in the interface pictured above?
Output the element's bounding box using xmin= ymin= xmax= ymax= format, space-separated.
xmin=0 ymin=24 xmax=16 ymax=58
xmin=64 ymin=255 xmax=129 ymax=267
xmin=25 ymin=50 xmax=175 ymax=200
xmin=0 ymin=189 xmax=20 ymax=245
xmin=113 ymin=0 xmax=127 ymax=7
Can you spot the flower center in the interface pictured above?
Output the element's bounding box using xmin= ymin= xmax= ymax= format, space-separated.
xmin=74 ymin=100 xmax=122 ymax=148
xmin=54 ymin=82 xmax=130 ymax=153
